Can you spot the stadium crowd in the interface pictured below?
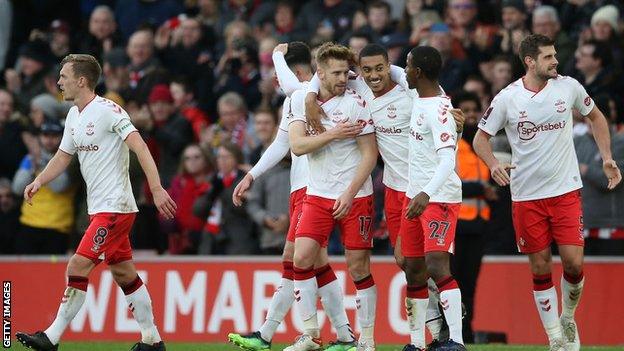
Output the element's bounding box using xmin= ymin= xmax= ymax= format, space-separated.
xmin=0 ymin=0 xmax=623 ymax=258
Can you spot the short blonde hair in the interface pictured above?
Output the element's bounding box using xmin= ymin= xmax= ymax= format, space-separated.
xmin=60 ymin=54 xmax=102 ymax=90
xmin=315 ymin=42 xmax=355 ymax=68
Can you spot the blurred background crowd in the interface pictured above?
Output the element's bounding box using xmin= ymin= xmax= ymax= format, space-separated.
xmin=0 ymin=0 xmax=623 ymax=259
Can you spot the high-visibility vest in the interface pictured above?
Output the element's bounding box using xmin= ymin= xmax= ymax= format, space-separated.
xmin=457 ymin=138 xmax=490 ymax=221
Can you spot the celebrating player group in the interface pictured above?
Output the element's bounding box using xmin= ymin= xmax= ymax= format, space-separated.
xmin=15 ymin=33 xmax=621 ymax=351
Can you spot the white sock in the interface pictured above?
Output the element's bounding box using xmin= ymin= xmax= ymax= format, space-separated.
xmin=125 ymin=284 xmax=161 ymax=344
xmin=534 ymin=287 xmax=563 ymax=341
xmin=45 ymin=286 xmax=86 ymax=345
xmin=561 ymin=275 xmax=584 ymax=320
xmin=294 ymin=268 xmax=319 ymax=338
xmin=440 ymin=287 xmax=464 ymax=344
xmin=425 ymin=280 xmax=442 ymax=339
xmin=259 ymin=278 xmax=294 ymax=341
xmin=406 ymin=297 xmax=428 ymax=348
xmin=319 ymin=279 xmax=353 ymax=342
xmin=355 ymin=276 xmax=377 ymax=342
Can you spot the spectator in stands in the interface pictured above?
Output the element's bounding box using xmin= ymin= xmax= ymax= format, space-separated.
xmin=494 ymin=0 xmax=530 ymax=78
xmin=0 ymin=89 xmax=27 ymax=180
xmin=451 ymin=91 xmax=497 ymax=342
xmin=126 ymin=29 xmax=169 ymax=105
xmin=115 ymin=0 xmax=184 ymax=40
xmin=48 ymin=20 xmax=72 ymax=62
xmin=446 ymin=0 xmax=497 ymax=61
xmin=202 ymin=92 xmax=252 ymax=156
xmin=101 ymin=48 xmax=130 ymax=106
xmin=428 ymin=22 xmax=474 ymax=93
xmin=4 ymin=39 xmax=53 ymax=113
xmin=342 ymin=1 xmax=396 ymax=44
xmin=573 ymin=40 xmax=619 ymax=99
xmin=398 ymin=0 xmax=442 ymax=38
xmin=148 ymin=84 xmax=194 ymax=188
xmin=162 ymin=144 xmax=213 ymax=254
xmin=379 ymin=32 xmax=410 ymax=66
xmin=193 ymin=142 xmax=257 ymax=255
xmin=78 ymin=5 xmax=121 ymax=62
xmin=246 ymin=155 xmax=290 ymax=255
xmin=463 ymin=75 xmax=492 ymax=113
xmin=248 ymin=108 xmax=278 ymax=166
xmin=156 ymin=17 xmax=216 ymax=114
xmin=170 ymin=77 xmax=209 ymax=141
xmin=347 ymin=31 xmax=371 ymax=57
xmin=272 ymin=1 xmax=299 ymax=43
xmin=0 ymin=178 xmax=19 ymax=254
xmin=575 ymin=105 xmax=624 ymax=255
xmin=532 ymin=5 xmax=575 ymax=70
xmin=295 ymin=0 xmax=363 ymax=42
xmin=214 ymin=38 xmax=262 ymax=111
xmin=489 ymin=56 xmax=513 ymax=96
xmin=197 ymin=0 xmax=219 ymax=28
xmin=589 ymin=5 xmax=623 ymax=68
xmin=215 ymin=0 xmax=266 ymax=37
xmin=12 ymin=120 xmax=75 ymax=254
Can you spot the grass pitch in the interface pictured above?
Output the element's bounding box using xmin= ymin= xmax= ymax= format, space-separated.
xmin=12 ymin=342 xmax=622 ymax=350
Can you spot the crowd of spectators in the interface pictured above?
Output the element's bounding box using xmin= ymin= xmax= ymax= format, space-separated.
xmin=0 ymin=0 xmax=622 ymax=257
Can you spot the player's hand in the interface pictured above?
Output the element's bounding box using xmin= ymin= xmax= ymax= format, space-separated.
xmin=328 ymin=122 xmax=363 ymax=140
xmin=406 ymin=192 xmax=429 ymax=219
xmin=23 ymin=179 xmax=42 ymax=205
xmin=273 ymin=43 xmax=288 ymax=55
xmin=233 ymin=173 xmax=254 ymax=206
xmin=152 ymin=186 xmax=177 ymax=220
xmin=450 ymin=108 xmax=465 ymax=133
xmin=490 ymin=162 xmax=515 ymax=186
xmin=603 ymin=159 xmax=622 ymax=190
xmin=305 ymin=92 xmax=326 ymax=133
xmin=333 ymin=191 xmax=354 ymax=219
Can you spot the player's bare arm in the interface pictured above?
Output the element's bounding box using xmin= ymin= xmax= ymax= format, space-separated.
xmin=585 ymin=106 xmax=622 ymax=189
xmin=288 ymin=120 xmax=363 ymax=156
xmin=23 ymin=149 xmax=73 ymax=204
xmin=333 ymin=133 xmax=377 ymax=219
xmin=473 ymin=129 xmax=515 ymax=186
xmin=125 ymin=131 xmax=177 ymax=219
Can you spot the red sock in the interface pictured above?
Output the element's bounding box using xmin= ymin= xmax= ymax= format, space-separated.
xmin=315 ymin=264 xmax=337 ymax=288
xmin=563 ymin=270 xmax=584 ymax=285
xmin=68 ymin=275 xmax=88 ymax=292
xmin=435 ymin=276 xmax=459 ymax=292
xmin=282 ymin=261 xmax=294 ymax=280
xmin=533 ymin=273 xmax=553 ymax=291
xmin=407 ymin=283 xmax=429 ymax=299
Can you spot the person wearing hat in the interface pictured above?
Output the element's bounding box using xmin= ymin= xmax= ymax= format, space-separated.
xmin=4 ymin=39 xmax=53 ymax=113
xmin=49 ymin=19 xmax=72 ymax=61
xmin=148 ymin=84 xmax=194 ymax=188
xmin=12 ymin=119 xmax=76 ymax=255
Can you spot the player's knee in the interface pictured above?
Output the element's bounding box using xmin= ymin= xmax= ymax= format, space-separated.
xmin=66 ymin=254 xmax=94 ymax=277
xmin=530 ymin=257 xmax=552 ymax=275
xmin=562 ymin=260 xmax=583 ymax=277
xmin=404 ymin=258 xmax=427 ymax=285
xmin=425 ymin=254 xmax=450 ymax=281
xmin=293 ymin=250 xmax=315 ymax=269
xmin=346 ymin=259 xmax=370 ymax=281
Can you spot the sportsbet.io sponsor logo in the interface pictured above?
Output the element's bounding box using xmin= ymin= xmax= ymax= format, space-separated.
xmin=517 ymin=120 xmax=566 ymax=141
xmin=375 ymin=125 xmax=402 ymax=134
xmin=76 ymin=144 xmax=100 ymax=152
